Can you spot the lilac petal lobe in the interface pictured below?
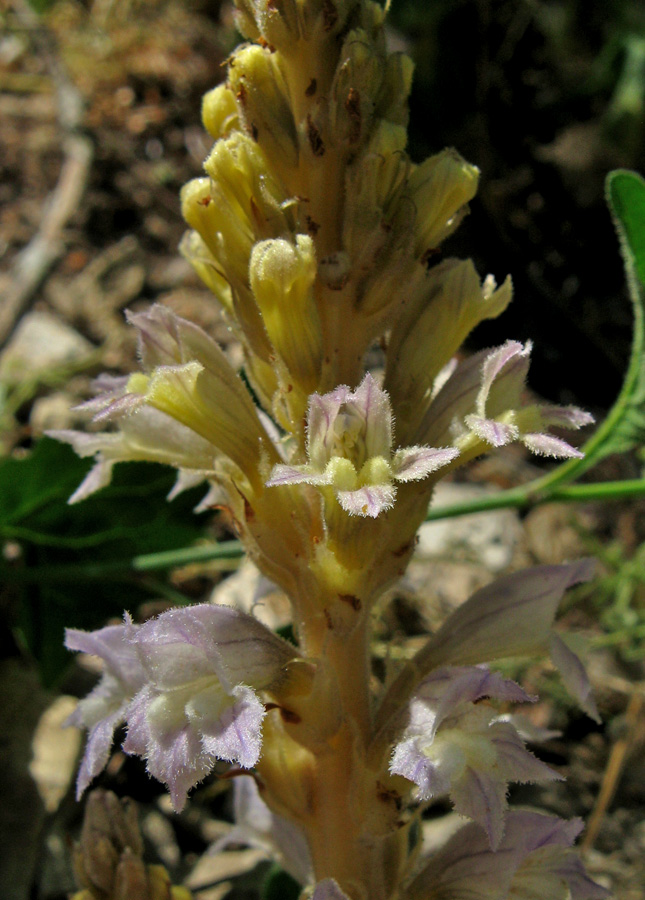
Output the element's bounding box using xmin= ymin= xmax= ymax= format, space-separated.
xmin=266 ymin=463 xmax=330 ymax=487
xmin=392 ymin=445 xmax=459 ymax=481
xmin=430 ymin=560 xmax=596 ymax=667
xmin=336 ymin=483 xmax=396 ymax=517
xmin=451 ymin=765 xmax=508 ymax=849
xmin=465 ymin=414 xmax=519 ymax=447
xmin=522 ymin=432 xmax=584 ymax=459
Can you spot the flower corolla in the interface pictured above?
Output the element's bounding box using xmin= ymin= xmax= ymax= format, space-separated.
xmin=406 ymin=811 xmax=609 ymax=900
xmin=390 ymin=666 xmax=560 ymax=848
xmin=66 ymin=604 xmax=298 ymax=811
xmin=267 ymin=373 xmax=459 ymax=517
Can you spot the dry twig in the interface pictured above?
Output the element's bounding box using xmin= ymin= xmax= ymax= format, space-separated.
xmin=0 ymin=1 xmax=93 ymax=346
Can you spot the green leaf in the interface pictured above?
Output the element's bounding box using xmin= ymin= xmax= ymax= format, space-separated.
xmin=598 ymin=169 xmax=645 ymax=457
xmin=530 ymin=169 xmax=645 ymax=492
xmin=1 ymin=438 xmax=211 ymax=686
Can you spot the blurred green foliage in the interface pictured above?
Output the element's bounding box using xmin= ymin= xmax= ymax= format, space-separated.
xmin=0 ymin=438 xmax=210 ymax=686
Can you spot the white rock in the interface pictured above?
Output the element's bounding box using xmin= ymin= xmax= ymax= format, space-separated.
xmin=0 ymin=311 xmax=94 ymax=384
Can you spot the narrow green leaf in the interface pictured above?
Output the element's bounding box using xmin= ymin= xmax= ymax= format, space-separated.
xmin=597 ymin=168 xmax=645 ymax=457
xmin=526 ymin=169 xmax=645 ymax=493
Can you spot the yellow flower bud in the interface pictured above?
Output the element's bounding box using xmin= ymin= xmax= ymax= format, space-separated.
xmin=405 ymin=149 xmax=479 ymax=255
xmin=385 ymin=258 xmax=512 ymax=438
xmin=201 ymin=83 xmax=240 ymax=141
xmin=378 ymin=52 xmax=415 ymax=126
xmin=250 ymin=234 xmax=323 ymax=392
xmin=228 ymin=44 xmax=299 ymax=171
xmin=178 ymin=230 xmax=234 ymax=316
xmin=343 ymin=120 xmax=408 ymax=260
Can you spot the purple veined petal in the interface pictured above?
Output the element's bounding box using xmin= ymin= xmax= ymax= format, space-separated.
xmin=514 ymin=811 xmax=583 ymax=852
xmin=406 ymin=820 xmax=521 ymax=900
xmin=406 ymin=811 xmax=596 ymax=900
xmin=416 ymin=349 xmax=489 ymax=446
xmin=522 ymin=432 xmax=584 ymax=459
xmin=389 ymin=736 xmax=450 ymax=800
xmin=306 ymin=385 xmax=351 ymax=470
xmin=346 ymin=372 xmax=393 ymax=460
xmin=488 ymin=721 xmax=563 ymax=786
xmin=465 ymin=414 xmax=519 ymax=447
xmin=198 ymin=683 xmax=265 ymax=769
xmin=549 ymin=633 xmax=600 ymax=723
xmin=127 ymin=303 xmax=238 ymax=380
xmin=391 ymin=445 xmax=459 ymax=482
xmin=537 ymin=405 xmax=595 ymax=429
xmin=65 ymin=617 xmax=144 ymax=698
xmin=336 ymin=483 xmax=396 ymax=517
xmin=127 ymin=304 xmax=184 ymax=369
xmin=428 ymin=560 xmax=596 ymax=667
xmin=89 ymin=391 xmax=145 ymax=423
xmin=410 ymin=666 xmax=536 ymax=740
xmin=266 ymin=463 xmax=331 ymax=487
xmin=65 ymin=618 xmax=146 ymax=797
xmin=127 ymin=686 xmax=215 ymax=813
xmin=123 ymin=680 xmax=266 ymax=812
xmin=311 ymin=879 xmax=352 ymax=900
xmin=547 ymin=854 xmax=611 ymax=900
xmin=476 ymin=340 xmax=530 ymax=415
xmin=73 ymin=707 xmax=126 ymax=798
xmin=450 ymin=764 xmax=508 ymax=850
xmin=132 ymin=603 xmax=297 ymax=693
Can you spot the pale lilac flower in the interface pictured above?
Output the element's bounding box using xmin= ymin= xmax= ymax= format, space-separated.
xmin=406 ymin=811 xmax=609 ymax=900
xmin=267 ymin=373 xmax=458 ymax=517
xmin=417 ymin=340 xmax=593 ymax=458
xmin=50 ymin=404 xmax=217 ymax=503
xmin=462 ymin=340 xmax=594 ymax=457
xmin=390 ymin=666 xmax=560 ymax=848
xmin=49 ymin=305 xmax=276 ymax=500
xmin=422 ymin=560 xmax=600 ymax=721
xmin=122 ymin=604 xmax=297 ymax=811
xmin=212 ymin=775 xmax=312 ymax=885
xmin=65 ymin=617 xmax=145 ymax=798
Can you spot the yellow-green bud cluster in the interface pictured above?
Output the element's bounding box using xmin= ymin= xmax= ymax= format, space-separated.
xmin=180 ymin=0 xmax=503 ymax=441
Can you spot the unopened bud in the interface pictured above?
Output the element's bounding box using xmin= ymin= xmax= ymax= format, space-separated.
xmin=228 ymin=45 xmax=298 ymax=172
xmin=405 ymin=149 xmax=479 ymax=255
xmin=202 ymin=84 xmax=239 ymax=141
xmin=250 ymin=235 xmax=323 ymax=392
